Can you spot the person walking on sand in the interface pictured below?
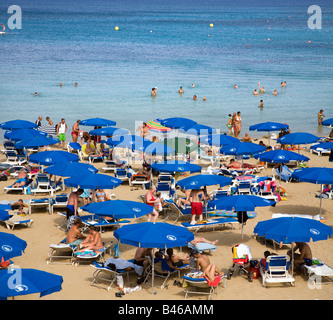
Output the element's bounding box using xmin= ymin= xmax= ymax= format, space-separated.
xmin=57 ymin=118 xmax=68 ymax=149
xmin=71 ymin=120 xmax=80 ymax=143
xmin=189 ymin=188 xmax=210 ymax=225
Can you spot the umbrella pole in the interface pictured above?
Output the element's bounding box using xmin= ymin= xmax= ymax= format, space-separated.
xmin=151 ymin=248 xmax=155 ymax=294
xmin=319 ymin=183 xmax=323 ymax=218
xmin=291 ymin=242 xmax=294 ymax=278
xmin=241 ymin=212 xmax=244 ymax=243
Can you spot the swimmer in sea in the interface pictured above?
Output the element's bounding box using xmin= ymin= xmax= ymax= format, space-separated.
xmin=33 ymin=92 xmax=39 ymax=96
xmin=60 ymin=82 xmax=63 ymax=87
xmin=281 ymin=81 xmax=286 ymax=87
xmin=234 ymin=84 xmax=238 ymax=89
xmin=318 ymin=109 xmax=325 ymax=125
xmin=272 ymin=89 xmax=277 ymax=96
xmin=258 ymin=82 xmax=266 ymax=93
xmin=203 ymin=96 xmax=206 ymax=101
xmin=178 ymin=86 xmax=184 ymax=94
xmin=253 ymin=89 xmax=259 ymax=96
xmin=193 ymin=95 xmax=197 ymax=101
xmin=258 ymin=100 xmax=264 ymax=108
xmin=191 ymin=83 xmax=195 ymax=88
xmin=151 ymin=87 xmax=157 ymax=97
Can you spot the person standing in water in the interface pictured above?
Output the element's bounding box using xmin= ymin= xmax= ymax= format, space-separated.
xmin=318 ymin=109 xmax=325 ymax=125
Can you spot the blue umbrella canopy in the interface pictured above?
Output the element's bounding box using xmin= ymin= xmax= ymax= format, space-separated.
xmin=249 ymin=121 xmax=289 ymax=132
xmin=151 ymin=160 xmax=202 ymax=174
xmin=81 ymin=200 xmax=153 ymax=219
xmin=160 ymin=117 xmax=197 ymax=129
xmin=220 ymin=142 xmax=266 ymax=156
xmin=179 ymin=123 xmax=216 ymax=135
xmin=144 ymin=142 xmax=175 ymax=156
xmin=254 ymin=217 xmax=333 ymax=243
xmin=89 ymin=127 xmax=129 ymax=136
xmin=114 ymin=222 xmax=194 ymax=248
xmin=310 ymin=142 xmax=333 ymax=150
xmin=45 ymin=162 xmax=98 ymax=177
xmin=0 ymin=120 xmax=38 ymax=131
xmin=0 ymin=210 xmax=12 ymax=221
xmin=106 ymin=135 xmax=151 ymax=151
xmin=79 ymin=117 xmax=116 ymax=127
xmin=292 ymin=167 xmax=333 ymax=185
xmin=64 ymin=173 xmax=122 ymax=189
xmin=15 ymin=136 xmax=59 ymax=149
xmin=254 ymin=150 xmax=310 ymax=163
xmin=29 ymin=151 xmax=79 ymax=166
xmin=199 ymin=134 xmax=240 ymax=147
xmin=4 ymin=129 xmax=47 ymax=141
xmin=0 ymin=232 xmax=27 ymax=261
xmin=176 ymin=174 xmax=232 ymax=190
xmin=209 ymin=194 xmax=276 ymax=212
xmin=322 ymin=118 xmax=333 ymax=127
xmin=0 ymin=268 xmax=63 ymax=300
xmin=277 ymin=132 xmax=319 ymax=145
xmin=0 ymin=204 xmax=12 ymax=211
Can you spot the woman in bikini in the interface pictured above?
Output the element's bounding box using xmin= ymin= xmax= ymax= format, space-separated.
xmin=95 ymin=189 xmax=108 ymax=202
xmin=71 ymin=120 xmax=80 ymax=143
xmin=77 ymin=226 xmax=104 ymax=252
xmin=145 ymin=185 xmax=159 ymax=222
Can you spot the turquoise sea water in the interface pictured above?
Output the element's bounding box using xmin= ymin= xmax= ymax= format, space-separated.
xmin=0 ymin=0 xmax=332 ymax=141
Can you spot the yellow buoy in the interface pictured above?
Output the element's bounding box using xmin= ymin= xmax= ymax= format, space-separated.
xmin=209 ymin=23 xmax=214 ymax=28
xmin=115 ymin=26 xmax=119 ymax=31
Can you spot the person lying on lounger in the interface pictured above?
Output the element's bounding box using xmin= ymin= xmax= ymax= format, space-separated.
xmin=10 ymin=172 xmax=28 ymax=188
xmin=224 ymin=159 xmax=261 ymax=170
xmin=166 ymin=248 xmax=190 ymax=268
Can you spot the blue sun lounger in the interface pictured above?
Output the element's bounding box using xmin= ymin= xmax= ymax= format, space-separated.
xmin=181 ymin=218 xmax=238 ymax=234
xmin=80 ymin=215 xmax=131 ymax=233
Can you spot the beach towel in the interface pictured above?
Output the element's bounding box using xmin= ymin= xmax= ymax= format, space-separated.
xmin=204 ymin=275 xmax=222 ymax=287
xmin=104 ymin=257 xmax=143 ymax=275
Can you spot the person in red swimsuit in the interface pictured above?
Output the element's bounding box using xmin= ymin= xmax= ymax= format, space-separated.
xmin=145 ymin=185 xmax=159 ymax=222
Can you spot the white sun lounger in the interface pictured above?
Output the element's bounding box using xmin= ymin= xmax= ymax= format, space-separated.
xmin=303 ymin=258 xmax=333 ymax=286
xmin=1 ymin=214 xmax=34 ymax=231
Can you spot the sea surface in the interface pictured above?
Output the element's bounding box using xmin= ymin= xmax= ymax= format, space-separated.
xmin=0 ymin=0 xmax=332 ymax=142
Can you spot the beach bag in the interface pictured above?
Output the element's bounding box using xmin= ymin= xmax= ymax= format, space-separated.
xmin=116 ymin=275 xmax=124 ymax=289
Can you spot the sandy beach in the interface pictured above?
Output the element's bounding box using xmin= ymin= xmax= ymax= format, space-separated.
xmin=1 ymin=136 xmax=333 ymax=301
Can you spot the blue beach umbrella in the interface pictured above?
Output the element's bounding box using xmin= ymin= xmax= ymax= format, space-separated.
xmin=45 ymin=162 xmax=98 ymax=177
xmin=0 ymin=268 xmax=63 ymax=300
xmin=0 ymin=204 xmax=12 ymax=211
xmin=322 ymin=118 xmax=333 ymax=127
xmin=79 ymin=117 xmax=116 ymax=127
xmin=4 ymin=129 xmax=47 ymax=142
xmin=144 ymin=142 xmax=175 ymax=156
xmin=176 ymin=174 xmax=232 ymax=190
xmin=160 ymin=117 xmax=197 ymax=129
xmin=64 ymin=173 xmax=122 ymax=190
xmin=220 ymin=142 xmax=266 ymax=156
xmin=249 ymin=121 xmax=289 ymax=132
xmin=210 ymin=195 xmax=276 ymax=212
xmin=0 ymin=120 xmax=38 ymax=131
xmin=0 ymin=232 xmax=27 ymax=261
xmin=151 ymin=160 xmax=202 ymax=175
xmin=310 ymin=142 xmax=333 ymax=150
xmin=0 ymin=210 xmax=12 ymax=221
xmin=180 ymin=123 xmax=216 ymax=136
xmin=254 ymin=216 xmax=333 ymax=276
xmin=210 ymin=194 xmax=276 ymax=241
xmin=292 ymin=167 xmax=333 ymax=217
xmin=81 ymin=200 xmax=153 ymax=219
xmin=89 ymin=127 xmax=129 ymax=137
xmin=29 ymin=151 xmax=79 ymax=166
xmin=277 ymin=132 xmax=319 ymax=146
xmin=199 ymin=134 xmax=240 ymax=147
xmin=15 ymin=136 xmax=59 ymax=149
xmin=106 ymin=135 xmax=151 ymax=151
xmin=254 ymin=217 xmax=333 ymax=244
xmin=254 ymin=149 xmax=310 ymax=164
xmin=114 ymin=221 xmax=194 ymax=293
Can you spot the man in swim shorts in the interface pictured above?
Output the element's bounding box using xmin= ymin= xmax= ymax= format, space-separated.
xmin=67 ymin=189 xmax=83 ymax=215
xmin=189 ymin=188 xmax=206 ymax=225
xmin=57 ymin=118 xmax=68 ymax=149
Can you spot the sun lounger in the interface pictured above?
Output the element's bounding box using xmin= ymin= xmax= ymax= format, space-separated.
xmin=3 ymin=150 xmax=27 ymax=166
xmin=28 ymin=198 xmax=51 ymax=215
xmin=102 ymin=159 xmax=126 ymax=172
xmin=145 ymin=258 xmax=190 ymax=290
xmin=0 ymin=214 xmax=34 ymax=230
xmin=260 ymin=255 xmax=295 ymax=287
xmin=181 ymin=218 xmax=238 ymax=234
xmin=114 ymin=168 xmax=131 ymax=184
xmin=182 ymin=271 xmax=226 ymax=300
xmin=303 ymin=258 xmax=333 ymax=286
xmin=209 ymin=210 xmax=257 ymax=219
xmin=90 ymin=260 xmax=139 ymax=291
xmin=31 ymin=174 xmax=63 ymax=196
xmin=163 ymin=199 xmax=192 ymax=223
xmin=50 ymin=194 xmax=68 ymax=215
xmin=80 ymin=215 xmax=131 ymax=233
xmin=47 ymin=241 xmax=77 ymax=265
xmin=4 ymin=178 xmax=33 ymax=194
xmin=129 ymin=173 xmax=153 ymax=189
xmin=156 ymin=182 xmax=176 ymax=200
xmin=73 ymin=242 xmax=113 ymax=266
xmin=187 ymin=242 xmax=217 ymax=255
xmin=310 ymin=143 xmax=331 ymax=157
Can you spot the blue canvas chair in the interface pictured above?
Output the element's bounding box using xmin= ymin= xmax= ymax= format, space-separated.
xmin=114 ymin=168 xmax=131 ymax=184
xmin=275 ymin=165 xmax=294 ymax=183
xmin=260 ymin=255 xmax=295 ymax=287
